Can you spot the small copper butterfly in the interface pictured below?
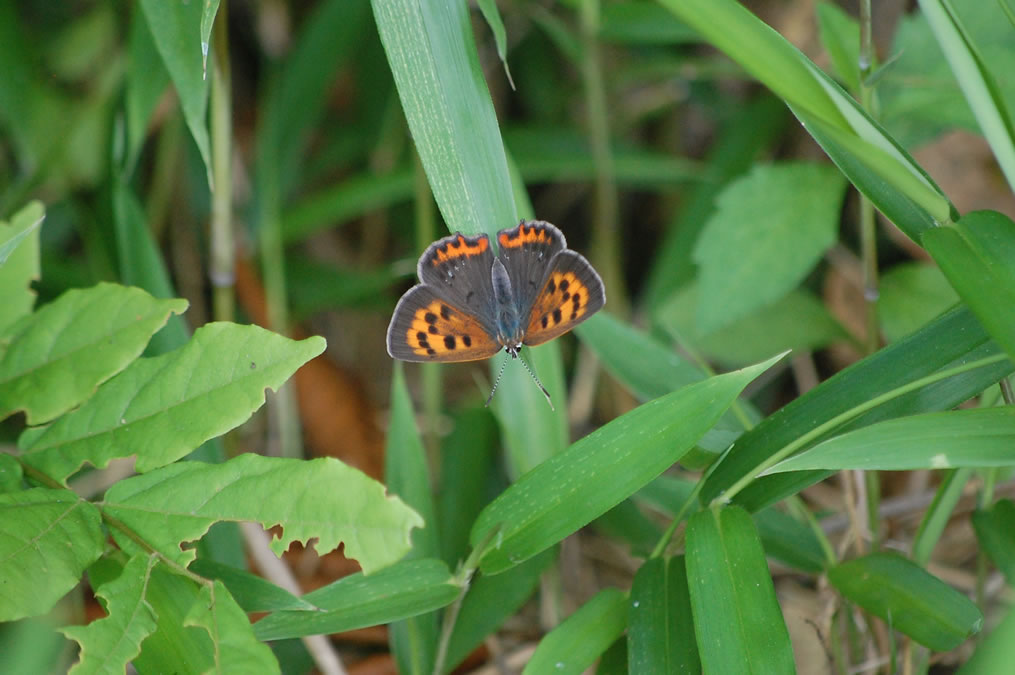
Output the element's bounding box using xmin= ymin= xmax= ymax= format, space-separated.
xmin=386 ymin=220 xmax=605 ymax=403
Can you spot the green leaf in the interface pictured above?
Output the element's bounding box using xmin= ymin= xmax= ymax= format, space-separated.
xmin=701 ymin=305 xmax=1013 ymax=512
xmin=658 ymin=284 xmax=849 ymax=367
xmin=476 ymin=0 xmax=514 ymax=88
xmin=188 ymin=559 xmax=316 ymax=613
xmin=628 ymin=556 xmax=699 ymax=673
xmin=0 ymin=488 xmax=104 ymax=622
xmin=523 ymin=588 xmax=628 ymax=675
xmin=971 ymin=499 xmax=1015 ymax=585
xmin=0 ymin=201 xmax=42 ymax=334
xmin=471 ymin=354 xmax=783 ymax=574
xmin=754 ymin=507 xmax=828 ymax=573
xmin=60 ymin=554 xmax=159 ymax=675
xmin=138 ymin=0 xmax=213 ymax=188
xmin=923 ymin=211 xmax=1015 ymax=362
xmin=183 ymin=581 xmax=280 ymax=674
xmin=816 ymin=2 xmax=861 ymax=91
xmin=0 ymin=454 xmax=22 ymax=493
xmin=767 ymin=407 xmax=1015 ymax=472
xmin=371 ymin=0 xmax=515 ymax=238
xmin=692 ymin=162 xmax=846 ymax=333
xmin=919 ymin=0 xmax=1015 ymax=192
xmin=253 ymin=558 xmax=460 ymax=641
xmin=878 ymin=262 xmax=959 ymax=342
xmin=198 ymin=1 xmax=221 ymax=74
xmin=685 ymin=505 xmax=794 ymax=674
xmin=600 ymin=1 xmax=698 ymax=45
xmin=0 ymin=283 xmax=187 ymax=426
xmin=444 ymin=548 xmax=556 ymax=672
xmin=828 ymin=552 xmax=982 ymax=650
xmin=958 ymin=603 xmax=1015 ymax=674
xmin=103 ymin=453 xmax=423 ymax=572
xmin=18 ymin=322 xmax=322 ymax=483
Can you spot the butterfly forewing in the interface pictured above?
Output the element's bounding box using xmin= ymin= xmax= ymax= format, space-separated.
xmin=387 ymin=286 xmax=501 ymax=362
xmin=416 ymin=231 xmax=498 ymax=336
xmin=496 ymin=221 xmax=567 ymax=322
xmin=523 ymin=250 xmax=606 ymax=346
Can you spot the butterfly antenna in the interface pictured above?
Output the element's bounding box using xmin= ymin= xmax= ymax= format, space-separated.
xmin=485 ymin=354 xmax=510 ymax=408
xmin=518 ymin=352 xmax=554 ymax=411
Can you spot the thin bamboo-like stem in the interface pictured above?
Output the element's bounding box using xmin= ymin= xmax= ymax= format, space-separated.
xmin=209 ymin=3 xmax=234 ymax=323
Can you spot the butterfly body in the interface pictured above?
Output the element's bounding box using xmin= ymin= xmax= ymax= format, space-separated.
xmin=387 ymin=220 xmax=605 ymax=364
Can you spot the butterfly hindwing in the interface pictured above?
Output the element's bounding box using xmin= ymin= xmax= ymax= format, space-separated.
xmin=416 ymin=231 xmax=498 ymax=336
xmin=523 ymin=249 xmax=606 ymax=346
xmin=496 ymin=221 xmax=567 ymax=322
xmin=386 ymin=285 xmax=501 ymax=362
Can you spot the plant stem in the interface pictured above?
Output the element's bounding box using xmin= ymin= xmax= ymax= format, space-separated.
xmin=209 ymin=2 xmax=234 ymax=323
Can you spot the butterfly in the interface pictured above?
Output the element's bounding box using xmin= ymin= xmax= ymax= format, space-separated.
xmin=386 ymin=220 xmax=605 ymax=403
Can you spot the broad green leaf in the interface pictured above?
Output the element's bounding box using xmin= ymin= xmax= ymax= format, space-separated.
xmin=657 ymin=0 xmax=952 ymax=237
xmin=444 ymin=548 xmax=556 ymax=673
xmin=184 ymin=581 xmax=279 ymax=674
xmin=923 ymin=211 xmax=1015 ymax=362
xmin=0 ymin=488 xmax=104 ymax=621
xmin=138 ymin=0 xmax=213 ymax=187
xmin=658 ymin=284 xmax=849 ymax=367
xmin=523 ymin=588 xmax=628 ymax=675
xmin=919 ymin=0 xmax=1015 ymax=192
xmin=0 ymin=201 xmax=42 ymax=334
xmin=754 ymin=507 xmax=828 ymax=573
xmin=104 ymin=453 xmax=423 ymax=572
xmin=701 ymin=305 xmax=1014 ymax=512
xmin=253 ymin=558 xmax=459 ymax=641
xmin=471 ymin=354 xmax=783 ymax=574
xmin=828 ymin=552 xmax=982 ymax=650
xmin=628 ymin=556 xmax=699 ymax=673
xmin=188 ymin=559 xmax=316 ymax=613
xmin=0 ymin=283 xmax=186 ymax=426
xmin=693 ymin=162 xmax=846 ymax=333
xmin=686 ymin=505 xmax=794 ymax=674
xmin=971 ymin=499 xmax=1015 ymax=585
xmin=386 ymin=365 xmax=439 ymax=674
xmin=371 ymin=0 xmax=516 ymax=238
xmin=124 ymin=12 xmax=169 ymax=174
xmin=576 ymin=313 xmax=702 ymax=401
xmin=60 ymin=554 xmax=159 ymax=675
xmin=18 ymin=323 xmax=322 ymax=483
xmin=767 ymin=407 xmax=1015 ymax=472
xmin=878 ymin=263 xmax=959 ymax=342
xmin=816 ymin=2 xmax=861 ymax=91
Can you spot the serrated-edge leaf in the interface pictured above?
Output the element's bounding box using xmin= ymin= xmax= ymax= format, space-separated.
xmin=0 ymin=283 xmax=188 ymax=426
xmin=472 ymin=354 xmax=784 ymax=574
xmin=18 ymin=323 xmax=323 ymax=483
xmin=103 ymin=453 xmax=423 ymax=573
xmin=184 ymin=580 xmax=279 ymax=674
xmin=60 ymin=554 xmax=159 ymax=675
xmin=0 ymin=488 xmax=104 ymax=622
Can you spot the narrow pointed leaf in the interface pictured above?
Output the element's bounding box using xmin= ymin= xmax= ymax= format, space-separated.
xmin=472 ymin=354 xmax=783 ymax=574
xmin=188 ymin=559 xmax=316 ymax=613
xmin=18 ymin=323 xmax=323 ymax=483
xmin=0 ymin=488 xmax=104 ymax=621
xmin=686 ymin=505 xmax=794 ymax=674
xmin=828 ymin=552 xmax=982 ymax=649
xmin=628 ymin=556 xmax=699 ymax=673
xmin=254 ymin=558 xmax=459 ymax=641
xmin=523 ymin=588 xmax=628 ymax=675
xmin=767 ymin=407 xmax=1015 ymax=472
xmin=971 ymin=499 xmax=1015 ymax=586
